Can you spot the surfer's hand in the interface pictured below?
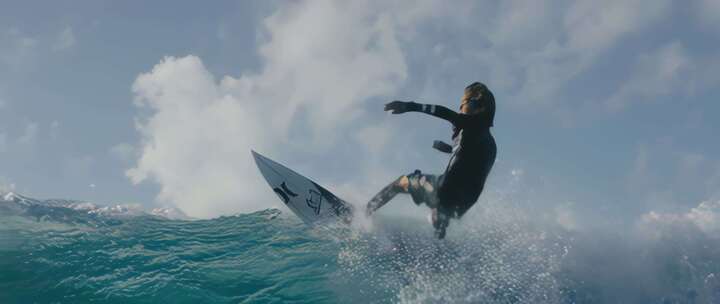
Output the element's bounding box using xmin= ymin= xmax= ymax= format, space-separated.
xmin=384 ymin=100 xmax=412 ymax=114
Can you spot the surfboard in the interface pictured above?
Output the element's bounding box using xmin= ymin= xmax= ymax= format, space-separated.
xmin=251 ymin=150 xmax=354 ymax=225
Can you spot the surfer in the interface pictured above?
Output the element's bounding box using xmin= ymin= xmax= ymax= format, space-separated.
xmin=366 ymin=82 xmax=497 ymax=239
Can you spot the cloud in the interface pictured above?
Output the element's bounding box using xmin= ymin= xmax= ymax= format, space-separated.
xmin=53 ymin=26 xmax=76 ymax=51
xmin=468 ymin=0 xmax=673 ymax=108
xmin=640 ymin=200 xmax=720 ymax=236
xmin=253 ymin=1 xmax=413 ymax=138
xmin=128 ymin=56 xmax=262 ymax=218
xmin=127 ymin=1 xmax=709 ymax=218
xmin=355 ymin=0 xmax=678 ymax=130
xmin=563 ymin=0 xmax=670 ymax=51
xmin=606 ymin=42 xmax=693 ymax=111
xmin=128 ymin=2 xmax=433 ymax=218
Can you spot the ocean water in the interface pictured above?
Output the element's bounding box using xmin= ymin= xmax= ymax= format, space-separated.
xmin=1 ymin=193 xmax=720 ymax=303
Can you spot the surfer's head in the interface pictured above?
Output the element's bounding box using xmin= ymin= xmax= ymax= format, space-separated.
xmin=460 ymin=82 xmax=493 ymax=114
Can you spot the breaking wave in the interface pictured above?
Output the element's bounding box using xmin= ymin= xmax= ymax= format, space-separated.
xmin=1 ymin=192 xmax=719 ymax=303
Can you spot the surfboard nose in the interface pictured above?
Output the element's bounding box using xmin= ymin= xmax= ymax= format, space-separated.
xmin=250 ymin=149 xmax=263 ymax=162
xmin=251 ymin=150 xmax=286 ymax=170
xmin=251 ymin=150 xmax=269 ymax=172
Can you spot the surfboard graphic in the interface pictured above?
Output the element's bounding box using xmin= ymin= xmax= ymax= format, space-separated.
xmin=251 ymin=150 xmax=354 ymax=225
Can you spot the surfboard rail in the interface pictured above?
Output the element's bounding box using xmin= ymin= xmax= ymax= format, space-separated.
xmin=251 ymin=150 xmax=353 ymax=225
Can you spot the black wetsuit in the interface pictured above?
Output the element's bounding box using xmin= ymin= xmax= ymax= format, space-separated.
xmin=405 ymin=99 xmax=496 ymax=218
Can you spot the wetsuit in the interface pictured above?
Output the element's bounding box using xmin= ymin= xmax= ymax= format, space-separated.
xmin=406 ymin=99 xmax=496 ymax=218
xmin=366 ymin=98 xmax=496 ymax=221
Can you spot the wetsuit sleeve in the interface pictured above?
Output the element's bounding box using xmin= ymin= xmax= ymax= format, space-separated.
xmin=406 ymin=102 xmax=493 ymax=129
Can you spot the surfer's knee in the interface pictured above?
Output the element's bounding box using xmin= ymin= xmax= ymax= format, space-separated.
xmin=396 ymin=175 xmax=410 ymax=192
xmin=397 ymin=169 xmax=425 ymax=192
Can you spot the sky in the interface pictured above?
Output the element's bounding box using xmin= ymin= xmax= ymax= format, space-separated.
xmin=1 ymin=0 xmax=719 ymax=225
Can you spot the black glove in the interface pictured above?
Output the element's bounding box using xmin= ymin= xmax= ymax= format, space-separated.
xmin=433 ymin=140 xmax=453 ymax=153
xmin=384 ymin=100 xmax=414 ymax=114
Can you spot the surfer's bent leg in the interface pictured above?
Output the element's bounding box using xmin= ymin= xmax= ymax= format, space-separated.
xmin=406 ymin=170 xmax=440 ymax=208
xmin=366 ymin=175 xmax=409 ymax=216
xmin=366 ymin=170 xmax=439 ymax=216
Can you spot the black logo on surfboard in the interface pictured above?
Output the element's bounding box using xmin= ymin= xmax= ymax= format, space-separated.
xmin=273 ymin=182 xmax=298 ymax=204
xmin=306 ymin=189 xmax=323 ymax=215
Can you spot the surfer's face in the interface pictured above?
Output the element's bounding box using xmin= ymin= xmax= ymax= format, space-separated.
xmin=461 ymin=82 xmax=489 ymax=114
xmin=459 ymin=101 xmax=470 ymax=114
xmin=460 ymin=97 xmax=480 ymax=114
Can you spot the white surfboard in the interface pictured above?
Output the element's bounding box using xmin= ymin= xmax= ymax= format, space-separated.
xmin=251 ymin=150 xmax=354 ymax=225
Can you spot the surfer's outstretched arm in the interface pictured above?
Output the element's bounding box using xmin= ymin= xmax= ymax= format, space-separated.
xmin=384 ymin=101 xmax=492 ymax=129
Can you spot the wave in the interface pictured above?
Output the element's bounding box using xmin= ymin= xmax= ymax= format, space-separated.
xmin=1 ymin=192 xmax=720 ymax=303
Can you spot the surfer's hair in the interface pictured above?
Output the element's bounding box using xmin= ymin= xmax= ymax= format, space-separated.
xmin=461 ymin=82 xmax=493 ymax=114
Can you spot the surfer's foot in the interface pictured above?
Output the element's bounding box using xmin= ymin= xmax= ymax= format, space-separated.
xmin=431 ymin=208 xmax=449 ymax=239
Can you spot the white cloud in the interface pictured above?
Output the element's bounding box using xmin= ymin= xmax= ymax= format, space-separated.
xmin=17 ymin=122 xmax=38 ymax=145
xmin=487 ymin=0 xmax=560 ymax=49
xmin=469 ymin=0 xmax=673 ymax=108
xmin=128 ymin=56 xmax=263 ymax=218
xmin=640 ymin=200 xmax=720 ymax=235
xmin=253 ymin=1 xmax=414 ymax=138
xmin=563 ymin=0 xmax=669 ymax=51
xmin=127 ymin=1 xmax=700 ymax=218
xmin=53 ymin=26 xmax=76 ymax=51
xmin=129 ymin=2 xmax=424 ymax=218
xmin=606 ymin=42 xmax=693 ymax=111
xmin=372 ymin=0 xmax=678 ymax=131
xmin=689 ymin=201 xmax=720 ymax=233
